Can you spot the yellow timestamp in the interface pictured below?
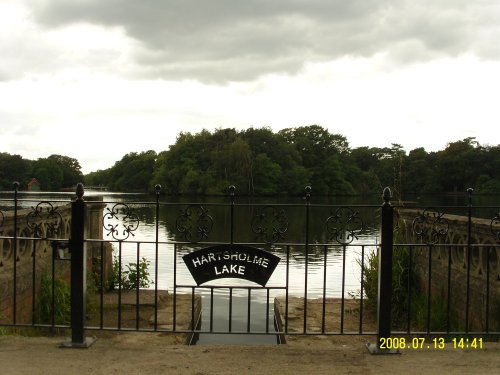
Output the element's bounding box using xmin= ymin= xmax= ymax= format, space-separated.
xmin=379 ymin=337 xmax=484 ymax=350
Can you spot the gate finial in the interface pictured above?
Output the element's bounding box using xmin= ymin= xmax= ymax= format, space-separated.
xmin=382 ymin=187 xmax=392 ymax=205
xmin=75 ymin=183 xmax=84 ymax=201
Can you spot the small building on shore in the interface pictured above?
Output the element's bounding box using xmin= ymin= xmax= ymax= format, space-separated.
xmin=27 ymin=178 xmax=41 ymax=191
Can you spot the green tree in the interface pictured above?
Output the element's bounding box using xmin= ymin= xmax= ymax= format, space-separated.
xmin=32 ymin=158 xmax=63 ymax=191
xmin=279 ymin=125 xmax=349 ymax=168
xmin=358 ymin=144 xmax=406 ymax=200
xmin=351 ymin=147 xmax=379 ymax=172
xmin=226 ymin=137 xmax=253 ymax=194
xmin=47 ymin=154 xmax=83 ymax=187
xmin=476 ymin=174 xmax=500 ymax=193
xmin=0 ymin=153 xmax=32 ymax=189
xmin=320 ymin=155 xmax=356 ymax=195
xmin=281 ymin=164 xmax=311 ymax=195
xmin=242 ymin=127 xmax=308 ymax=194
xmin=85 ymin=168 xmax=111 ymax=188
xmin=350 ymin=147 xmax=383 ymax=195
xmin=81 ymin=127 xmax=499 ymax=196
xmin=252 ymin=153 xmax=282 ymax=195
xmin=152 ymin=132 xmax=215 ymax=194
xmin=279 ymin=125 xmax=351 ymax=194
xmin=114 ymin=151 xmax=157 ymax=191
xmin=436 ymin=137 xmax=480 ymax=192
xmin=404 ymin=148 xmax=441 ymax=194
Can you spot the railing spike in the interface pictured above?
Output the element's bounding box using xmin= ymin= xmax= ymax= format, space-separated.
xmin=382 ymin=187 xmax=392 ymax=204
xmin=75 ymin=183 xmax=84 ymax=201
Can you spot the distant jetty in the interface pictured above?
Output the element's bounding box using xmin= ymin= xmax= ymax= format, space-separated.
xmin=60 ymin=185 xmax=109 ymax=192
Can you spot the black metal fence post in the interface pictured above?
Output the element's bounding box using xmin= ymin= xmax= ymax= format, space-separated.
xmin=367 ymin=187 xmax=399 ymax=354
xmin=303 ymin=186 xmax=311 ymax=333
xmin=61 ymin=183 xmax=96 ymax=348
xmin=229 ymin=185 xmax=235 ymax=244
xmin=465 ymin=188 xmax=473 ymax=332
xmin=154 ymin=184 xmax=161 ymax=330
xmin=13 ymin=181 xmax=19 ymax=325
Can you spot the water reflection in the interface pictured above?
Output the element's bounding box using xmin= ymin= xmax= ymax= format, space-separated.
xmin=99 ymin=195 xmax=381 ymax=297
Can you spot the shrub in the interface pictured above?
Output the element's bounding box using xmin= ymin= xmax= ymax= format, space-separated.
xmin=108 ymin=256 xmax=153 ymax=291
xmin=359 ymin=228 xmax=453 ymax=331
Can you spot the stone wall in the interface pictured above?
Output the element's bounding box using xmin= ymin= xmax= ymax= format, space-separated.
xmin=0 ymin=200 xmax=112 ymax=323
xmin=397 ymin=209 xmax=500 ymax=332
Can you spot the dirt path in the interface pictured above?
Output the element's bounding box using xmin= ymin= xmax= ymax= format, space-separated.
xmin=2 ymin=293 xmax=499 ymax=374
xmin=1 ymin=333 xmax=500 ymax=375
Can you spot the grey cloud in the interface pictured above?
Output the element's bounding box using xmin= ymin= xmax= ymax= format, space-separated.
xmin=0 ymin=33 xmax=58 ymax=81
xmin=30 ymin=0 xmax=500 ymax=82
xmin=0 ymin=18 xmax=124 ymax=81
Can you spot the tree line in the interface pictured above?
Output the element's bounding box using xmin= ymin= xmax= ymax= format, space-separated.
xmin=0 ymin=153 xmax=83 ymax=191
xmin=85 ymin=126 xmax=500 ymax=196
xmin=2 ymin=126 xmax=498 ymax=195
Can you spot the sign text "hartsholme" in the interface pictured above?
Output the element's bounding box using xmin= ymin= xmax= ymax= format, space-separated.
xmin=182 ymin=244 xmax=280 ymax=286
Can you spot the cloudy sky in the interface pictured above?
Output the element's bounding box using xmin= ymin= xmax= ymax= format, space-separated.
xmin=1 ymin=0 xmax=499 ymax=174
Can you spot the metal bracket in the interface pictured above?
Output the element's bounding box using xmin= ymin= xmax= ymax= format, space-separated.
xmin=51 ymin=240 xmax=71 ymax=260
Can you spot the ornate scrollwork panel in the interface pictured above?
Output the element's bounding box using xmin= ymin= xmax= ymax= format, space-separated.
xmin=26 ymin=202 xmax=63 ymax=238
xmin=251 ymin=206 xmax=288 ymax=244
xmin=325 ymin=207 xmax=364 ymax=245
xmin=412 ymin=209 xmax=449 ymax=245
xmin=176 ymin=205 xmax=213 ymax=243
xmin=103 ymin=203 xmax=140 ymax=241
xmin=491 ymin=213 xmax=500 ymax=241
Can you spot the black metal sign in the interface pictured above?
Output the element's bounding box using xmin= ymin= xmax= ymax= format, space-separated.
xmin=182 ymin=244 xmax=280 ymax=286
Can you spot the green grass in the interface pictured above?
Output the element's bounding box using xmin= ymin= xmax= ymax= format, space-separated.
xmin=34 ymin=272 xmax=71 ymax=325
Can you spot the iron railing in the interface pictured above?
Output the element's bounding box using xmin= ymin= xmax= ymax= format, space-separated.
xmin=0 ymin=182 xmax=499 ymax=351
